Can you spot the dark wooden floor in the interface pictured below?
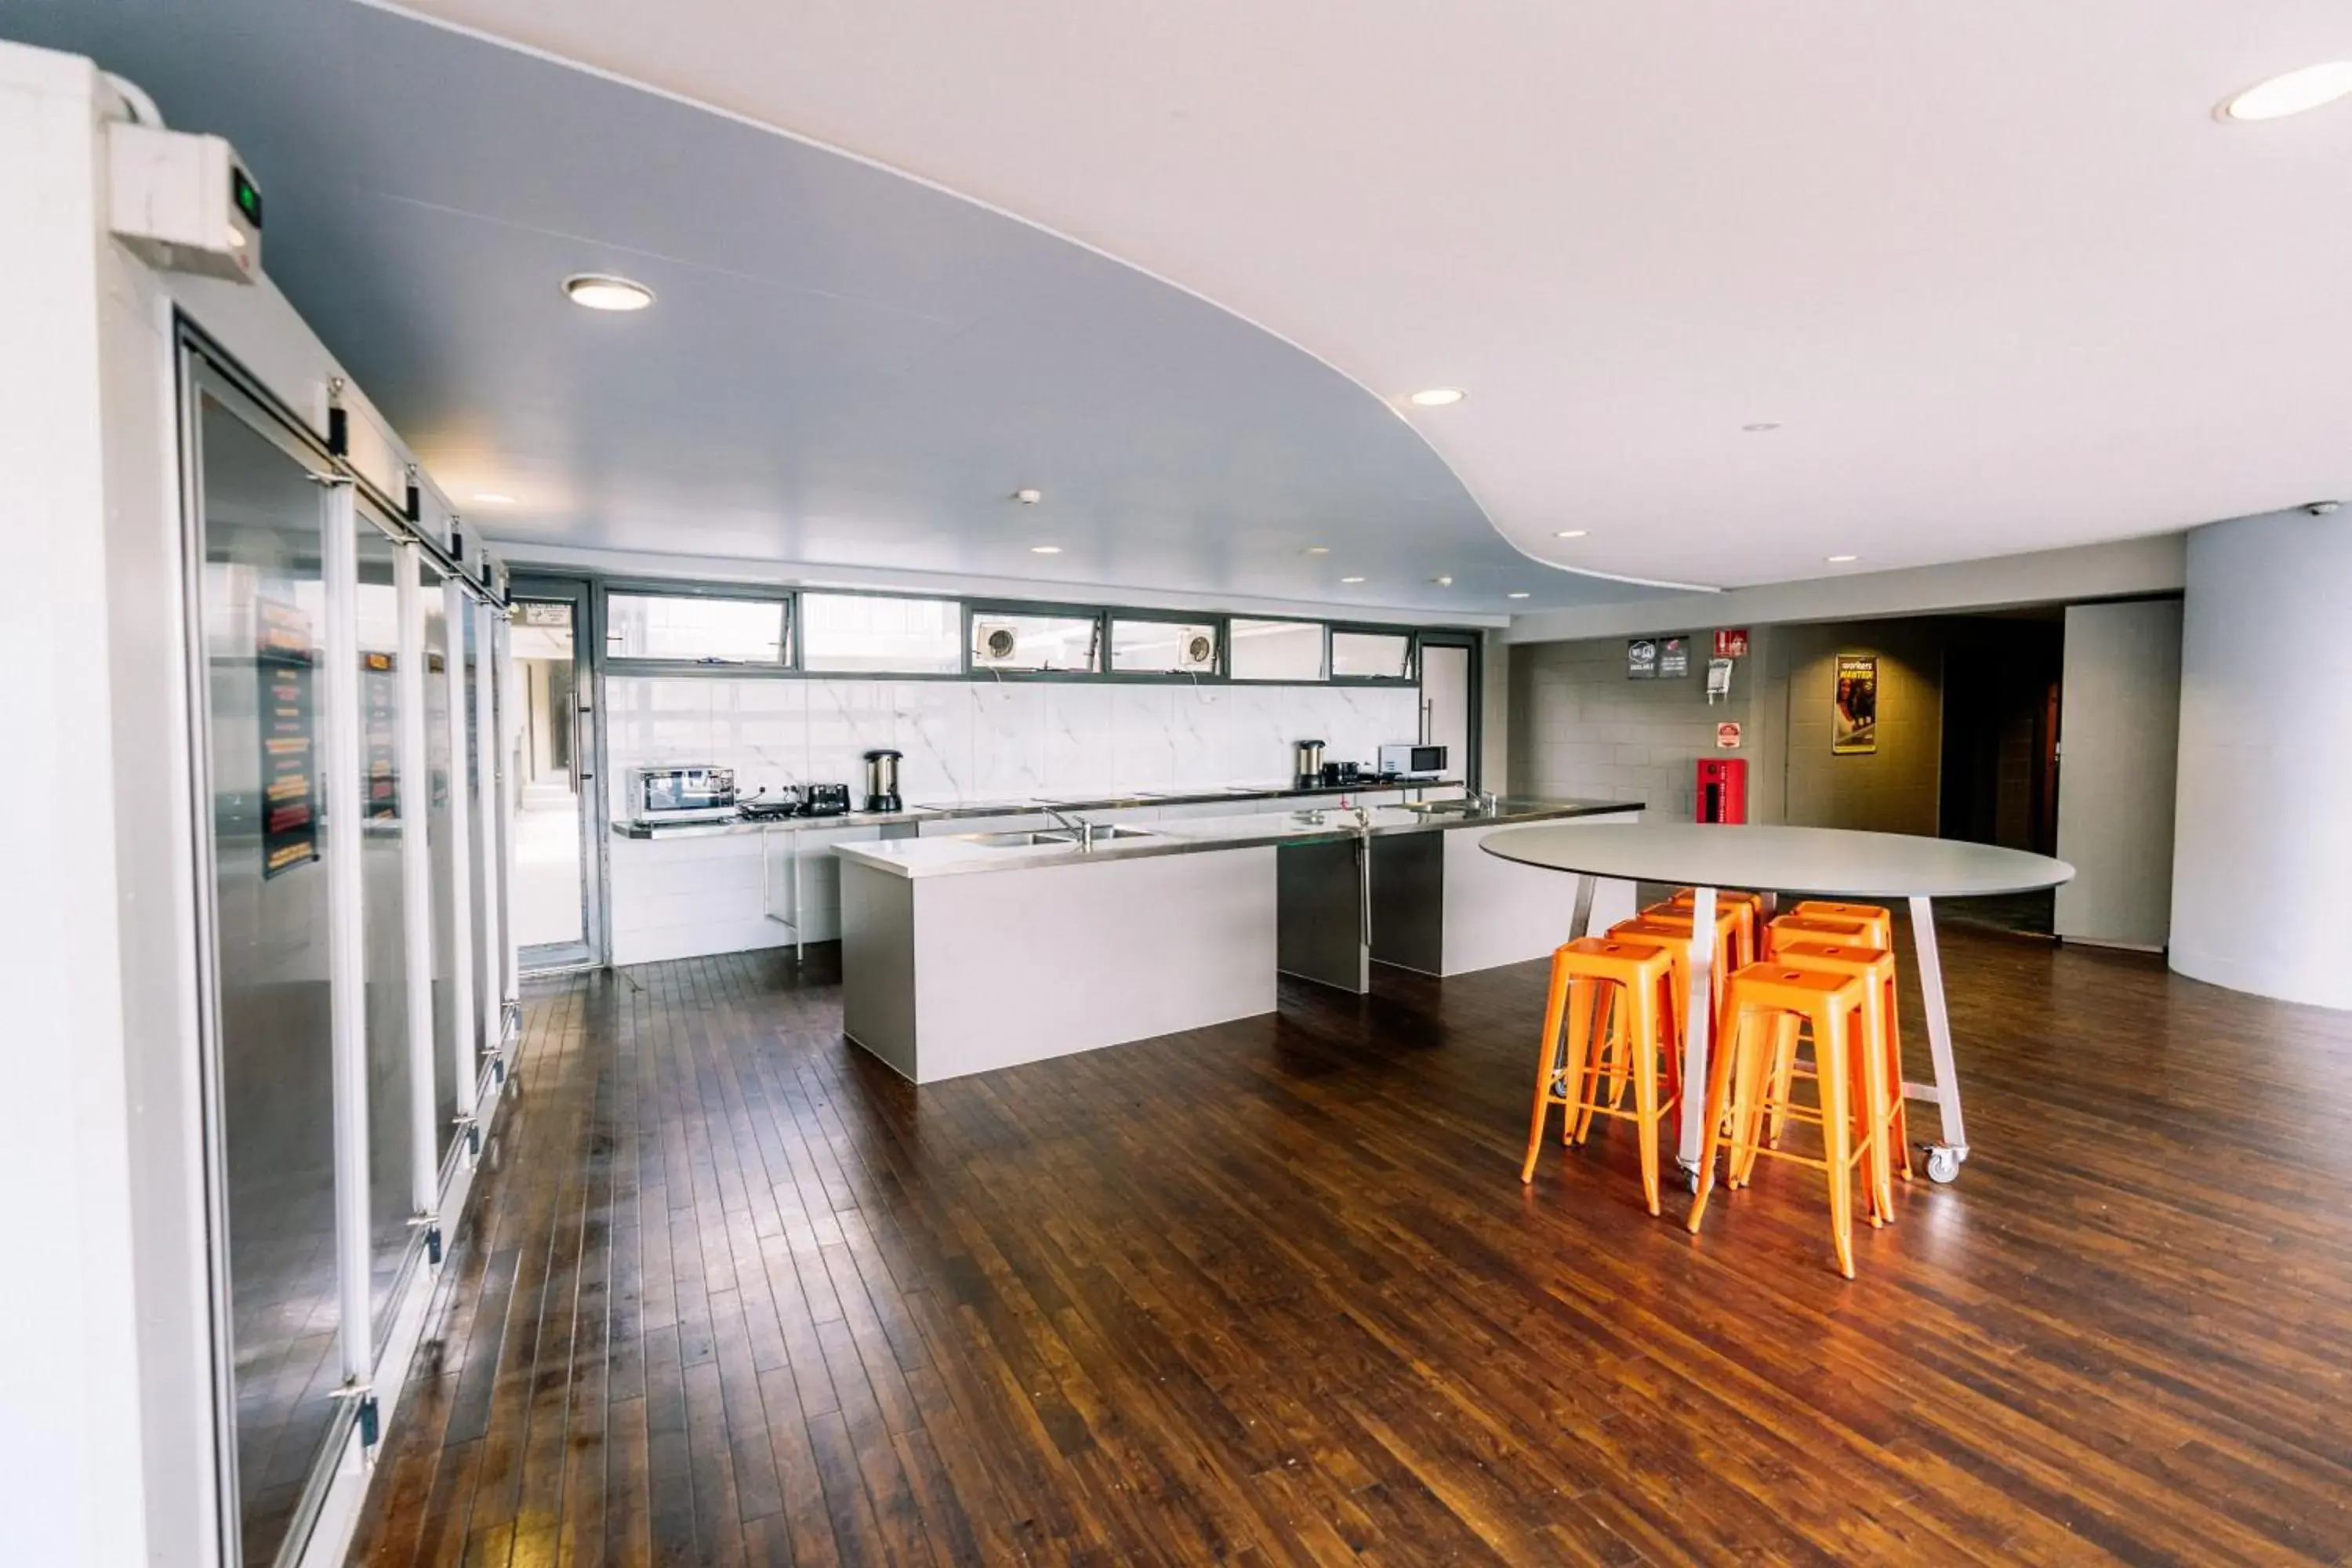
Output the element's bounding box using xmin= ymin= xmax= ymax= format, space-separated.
xmin=351 ymin=923 xmax=2352 ymax=1566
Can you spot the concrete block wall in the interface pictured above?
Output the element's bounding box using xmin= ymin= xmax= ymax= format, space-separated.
xmin=1508 ymin=637 xmax=1760 ymax=818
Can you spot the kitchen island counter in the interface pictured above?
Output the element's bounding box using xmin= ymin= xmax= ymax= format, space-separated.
xmin=837 ymin=797 xmax=1644 ymax=1083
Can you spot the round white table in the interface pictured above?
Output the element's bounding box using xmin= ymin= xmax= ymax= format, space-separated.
xmin=1481 ymin=822 xmax=2074 ymax=1183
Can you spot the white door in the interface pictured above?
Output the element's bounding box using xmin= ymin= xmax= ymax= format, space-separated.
xmin=1421 ymin=644 xmax=1473 ymax=782
xmin=2053 ymin=600 xmax=2183 ymax=949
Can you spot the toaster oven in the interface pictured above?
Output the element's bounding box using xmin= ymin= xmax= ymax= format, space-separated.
xmin=628 ymin=764 xmax=739 ymax=824
xmin=1377 ymin=742 xmax=1448 ymax=779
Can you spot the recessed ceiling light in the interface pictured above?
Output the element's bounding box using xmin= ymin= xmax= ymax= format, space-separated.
xmin=2219 ymin=63 xmax=2352 ymax=122
xmin=1407 ymin=388 xmax=1467 ymax=408
xmin=1742 ymin=422 xmax=1782 ymax=433
xmin=1029 ymin=544 xmax=1062 ymax=554
xmin=1340 ymin=575 xmax=1366 ymax=584
xmin=1554 ymin=529 xmax=1588 ymax=539
xmin=1433 ymin=575 xmax=1454 ymax=586
xmin=471 ymin=492 xmax=514 ymax=505
xmin=1828 ymin=554 xmax=1860 ymax=564
xmin=1507 ymin=592 xmax=1531 ymax=600
xmin=562 ymin=273 xmax=655 ymax=311
xmin=1302 ymin=545 xmax=1330 ymax=555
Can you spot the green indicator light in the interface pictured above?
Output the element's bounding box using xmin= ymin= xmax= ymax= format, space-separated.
xmin=231 ymin=167 xmax=263 ymax=230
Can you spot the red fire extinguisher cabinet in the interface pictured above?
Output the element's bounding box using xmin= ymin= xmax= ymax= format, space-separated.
xmin=1696 ymin=758 xmax=1747 ymax=824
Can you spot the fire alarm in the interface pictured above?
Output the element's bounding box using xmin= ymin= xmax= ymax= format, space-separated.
xmin=1013 ymin=488 xmax=1043 ymax=505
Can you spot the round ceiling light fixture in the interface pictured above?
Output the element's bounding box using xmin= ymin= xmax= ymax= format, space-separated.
xmin=1827 ymin=554 xmax=1860 ymax=564
xmin=471 ymin=492 xmax=514 ymax=506
xmin=1554 ymin=529 xmax=1588 ymax=539
xmin=1406 ymin=388 xmax=1467 ymax=408
xmin=2304 ymin=499 xmax=2342 ymax=516
xmin=2219 ymin=63 xmax=2352 ymax=122
xmin=1432 ymin=575 xmax=1454 ymax=586
xmin=1029 ymin=544 xmax=1062 ymax=554
xmin=1302 ymin=545 xmax=1330 ymax=555
xmin=1340 ymin=575 xmax=1366 ymax=584
xmin=562 ymin=273 xmax=655 ymax=311
xmin=1507 ymin=592 xmax=1531 ymax=600
xmin=1742 ymin=422 xmax=1782 ymax=433
xmin=1013 ymin=487 xmax=1044 ymax=504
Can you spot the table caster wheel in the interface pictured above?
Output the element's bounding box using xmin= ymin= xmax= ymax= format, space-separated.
xmin=1925 ymin=1145 xmax=1962 ymax=1184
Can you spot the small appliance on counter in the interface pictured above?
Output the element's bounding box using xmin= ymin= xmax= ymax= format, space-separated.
xmin=862 ymin=748 xmax=904 ymax=814
xmin=627 ymin=764 xmax=738 ymax=825
xmin=737 ymin=786 xmax=805 ymax=821
xmin=1319 ymin=760 xmax=1365 ymax=787
xmin=800 ymin=782 xmax=852 ymax=817
xmin=1293 ymin=739 xmax=1326 ymax=789
xmin=1378 ymin=742 xmax=1448 ymax=780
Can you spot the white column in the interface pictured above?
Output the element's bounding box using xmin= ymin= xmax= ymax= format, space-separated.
xmin=320 ymin=483 xmax=375 ymax=1383
xmin=441 ymin=577 xmax=479 ymax=1127
xmin=2169 ymin=509 xmax=2352 ymax=1009
xmin=394 ymin=545 xmax=438 ymax=1214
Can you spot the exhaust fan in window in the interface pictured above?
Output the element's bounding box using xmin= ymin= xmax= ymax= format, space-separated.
xmin=1175 ymin=627 xmax=1217 ymax=671
xmin=974 ymin=620 xmax=1022 ymax=667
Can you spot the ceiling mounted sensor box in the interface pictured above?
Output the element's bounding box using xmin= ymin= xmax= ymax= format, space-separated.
xmin=972 ymin=620 xmax=1022 ymax=667
xmin=107 ymin=122 xmax=263 ymax=284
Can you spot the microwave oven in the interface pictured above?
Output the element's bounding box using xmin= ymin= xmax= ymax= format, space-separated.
xmin=628 ymin=764 xmax=739 ymax=823
xmin=1378 ymin=742 xmax=1448 ymax=779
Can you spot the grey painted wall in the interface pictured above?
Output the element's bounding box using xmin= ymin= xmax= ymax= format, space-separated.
xmin=2171 ymin=513 xmax=2352 ymax=1008
xmin=2053 ymin=601 xmax=2182 ymax=949
xmin=1508 ymin=633 xmax=1768 ymax=818
xmin=1775 ymin=620 xmax=1946 ymax=837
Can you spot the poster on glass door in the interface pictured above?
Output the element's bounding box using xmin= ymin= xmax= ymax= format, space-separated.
xmin=256 ymin=593 xmax=319 ymax=877
xmin=363 ymin=650 xmax=399 ymax=819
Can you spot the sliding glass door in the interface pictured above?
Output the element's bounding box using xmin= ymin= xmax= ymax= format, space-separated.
xmin=184 ymin=350 xmax=514 ymax=1567
xmin=506 ymin=579 xmax=599 ymax=968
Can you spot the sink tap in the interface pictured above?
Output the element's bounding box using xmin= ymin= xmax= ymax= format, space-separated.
xmin=1042 ymin=805 xmax=1097 ymax=850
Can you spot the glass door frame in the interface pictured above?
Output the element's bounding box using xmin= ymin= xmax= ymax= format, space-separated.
xmin=506 ymin=574 xmax=602 ymax=971
xmin=1413 ymin=629 xmax=1483 ymax=792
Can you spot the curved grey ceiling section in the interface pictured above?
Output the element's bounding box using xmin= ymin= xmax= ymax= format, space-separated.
xmin=14 ymin=0 xmax=1665 ymax=612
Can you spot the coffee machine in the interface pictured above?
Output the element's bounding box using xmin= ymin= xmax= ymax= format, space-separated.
xmin=862 ymin=748 xmax=904 ymax=813
xmin=1293 ymin=739 xmax=1326 ymax=789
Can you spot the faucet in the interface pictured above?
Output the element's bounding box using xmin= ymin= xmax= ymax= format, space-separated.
xmin=1042 ymin=805 xmax=1097 ymax=850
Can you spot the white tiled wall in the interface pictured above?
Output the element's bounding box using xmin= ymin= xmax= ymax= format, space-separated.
xmin=605 ymin=676 xmax=1422 ymax=811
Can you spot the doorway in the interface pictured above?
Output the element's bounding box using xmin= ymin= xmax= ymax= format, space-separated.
xmin=1417 ymin=633 xmax=1479 ymax=789
xmin=508 ymin=579 xmax=598 ymax=969
xmin=1937 ymin=611 xmax=2063 ymax=934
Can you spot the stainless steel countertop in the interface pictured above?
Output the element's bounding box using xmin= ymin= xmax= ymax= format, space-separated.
xmin=832 ymin=797 xmax=1644 ymax=880
xmin=606 ymin=778 xmax=1468 ymax=840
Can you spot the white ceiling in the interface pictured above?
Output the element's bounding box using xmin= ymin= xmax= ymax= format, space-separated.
xmin=393 ymin=0 xmax=2352 ymax=588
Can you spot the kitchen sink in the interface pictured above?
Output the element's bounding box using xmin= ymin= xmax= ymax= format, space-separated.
xmin=1395 ymin=798 xmax=1480 ymax=815
xmin=969 ymin=825 xmax=1157 ymax=848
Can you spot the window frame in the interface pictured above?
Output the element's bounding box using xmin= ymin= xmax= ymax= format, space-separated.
xmin=1225 ymin=614 xmax=1331 ymax=684
xmin=596 ymin=580 xmax=796 ymax=676
xmin=1102 ymin=609 xmax=1225 ymax=681
xmin=962 ymin=598 xmax=1109 ymax=680
xmin=796 ymin=587 xmax=967 ymax=677
xmin=1327 ymin=622 xmax=1421 ymax=686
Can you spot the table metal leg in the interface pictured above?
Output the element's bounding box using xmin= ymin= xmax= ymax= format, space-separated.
xmin=1907 ymin=895 xmax=1967 ymax=1181
xmin=1570 ymin=873 xmax=1595 ymax=940
xmin=1676 ymin=884 xmax=1717 ymax=1175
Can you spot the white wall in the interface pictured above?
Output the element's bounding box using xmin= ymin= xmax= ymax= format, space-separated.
xmin=1507 ymin=534 xmax=2187 ymax=645
xmin=606 ymin=674 xmax=1422 ymax=811
xmin=2171 ymin=513 xmax=2352 ymax=1008
xmin=2 ymin=41 xmax=197 ymax=1567
xmin=2054 ymin=600 xmax=2182 ymax=949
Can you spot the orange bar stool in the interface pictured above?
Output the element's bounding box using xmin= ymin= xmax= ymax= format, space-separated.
xmin=1664 ymin=887 xmax=1766 ymax=967
xmin=1770 ymin=902 xmax=1893 ymax=952
xmin=1522 ymin=936 xmax=1682 ymax=1216
xmin=1686 ymin=964 xmax=1890 ymax=1279
xmin=1762 ymin=939 xmax=1910 ymax=1203
xmin=1608 ymin=915 xmax=1719 ymax=1055
xmin=1764 ymin=911 xmax=1887 ymax=958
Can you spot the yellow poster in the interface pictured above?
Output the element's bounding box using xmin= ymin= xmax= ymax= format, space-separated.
xmin=1833 ymin=654 xmax=1878 ymax=754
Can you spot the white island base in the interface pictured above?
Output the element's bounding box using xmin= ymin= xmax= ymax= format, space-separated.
xmin=839 ymin=847 xmax=1278 ymax=1084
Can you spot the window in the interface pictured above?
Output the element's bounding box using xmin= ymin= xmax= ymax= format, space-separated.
xmin=1229 ymin=618 xmax=1327 ymax=681
xmin=801 ymin=592 xmax=962 ymax=673
xmin=1110 ymin=619 xmax=1219 ymax=674
xmin=1331 ymin=630 xmax=1414 ymax=680
xmin=604 ymin=592 xmax=788 ymax=665
xmin=970 ymin=611 xmax=1100 ymax=673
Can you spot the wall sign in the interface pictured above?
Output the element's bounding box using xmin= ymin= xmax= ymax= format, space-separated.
xmin=363 ymin=650 xmax=399 ymax=821
xmin=256 ymin=594 xmax=319 ymax=878
xmin=1714 ymin=627 xmax=1751 ymax=659
xmin=1833 ymin=653 xmax=1879 ymax=754
xmin=1716 ymin=720 xmax=1743 ymax=750
xmin=1626 ymin=638 xmax=1658 ymax=679
xmin=1657 ymin=634 xmax=1690 ymax=679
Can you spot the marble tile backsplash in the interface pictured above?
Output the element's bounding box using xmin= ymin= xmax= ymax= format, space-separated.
xmin=605 ymin=677 xmax=1423 ymax=814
